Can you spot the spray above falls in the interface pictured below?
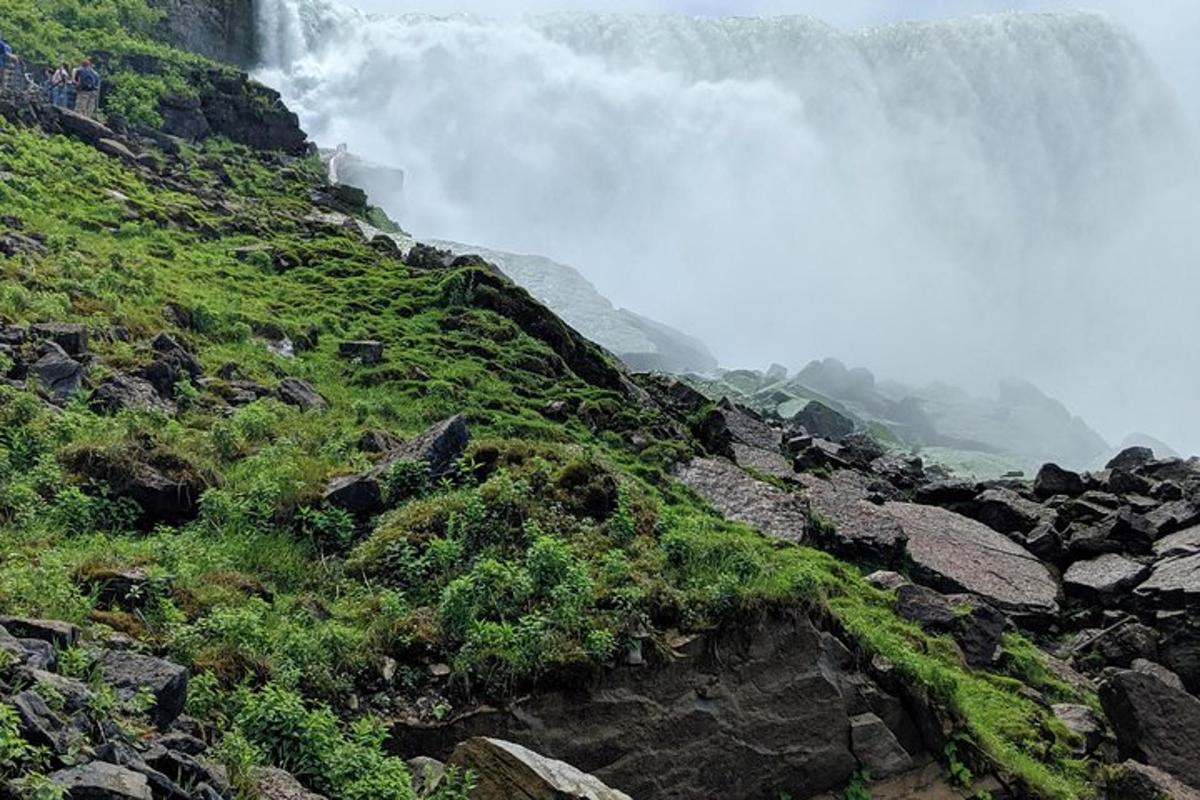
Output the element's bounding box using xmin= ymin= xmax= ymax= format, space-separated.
xmin=254 ymin=0 xmax=1200 ymax=454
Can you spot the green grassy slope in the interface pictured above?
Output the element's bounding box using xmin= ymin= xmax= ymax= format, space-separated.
xmin=0 ymin=4 xmax=1101 ymax=798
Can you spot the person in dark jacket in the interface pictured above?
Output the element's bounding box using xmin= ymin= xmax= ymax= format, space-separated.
xmin=73 ymin=58 xmax=101 ymax=118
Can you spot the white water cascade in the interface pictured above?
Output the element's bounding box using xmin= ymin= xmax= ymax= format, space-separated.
xmin=253 ymin=1 xmax=1200 ymax=452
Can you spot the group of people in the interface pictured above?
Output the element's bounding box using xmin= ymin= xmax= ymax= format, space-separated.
xmin=43 ymin=60 xmax=102 ymax=117
xmin=0 ymin=34 xmax=102 ymax=119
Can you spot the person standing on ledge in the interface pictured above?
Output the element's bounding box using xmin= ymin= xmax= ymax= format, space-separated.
xmin=73 ymin=58 xmax=101 ymax=118
xmin=0 ymin=36 xmax=14 ymax=91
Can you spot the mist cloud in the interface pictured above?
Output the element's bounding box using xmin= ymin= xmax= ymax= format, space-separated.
xmin=258 ymin=0 xmax=1200 ymax=455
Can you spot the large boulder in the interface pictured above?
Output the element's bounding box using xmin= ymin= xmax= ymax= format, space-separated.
xmin=793 ymin=400 xmax=855 ymax=442
xmin=325 ymin=416 xmax=470 ymax=515
xmin=1063 ymin=554 xmax=1150 ymax=606
xmin=277 ymin=378 xmax=328 ymax=412
xmin=50 ymin=762 xmax=153 ymax=800
xmin=93 ymin=373 xmax=176 ymax=415
xmin=390 ymin=613 xmax=860 ymax=799
xmin=31 ymin=344 xmax=84 ymax=403
xmin=673 ymin=458 xmax=808 ymax=543
xmin=1134 ymin=553 xmax=1200 ymax=609
xmin=798 ymin=471 xmax=907 ymax=565
xmin=1100 ymin=667 xmax=1200 ymax=789
xmin=99 ymin=650 xmax=188 ymax=729
xmin=970 ymin=488 xmax=1048 ymax=536
xmin=881 ymin=502 xmax=1060 ymax=620
xmin=1034 ymin=463 xmax=1085 ymax=498
xmin=1107 ymin=447 xmax=1157 ymax=472
xmin=450 ymin=738 xmax=632 ymax=800
xmin=31 ymin=321 xmax=88 ymax=355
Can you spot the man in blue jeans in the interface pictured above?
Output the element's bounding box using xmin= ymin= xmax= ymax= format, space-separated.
xmin=0 ymin=37 xmax=13 ymax=88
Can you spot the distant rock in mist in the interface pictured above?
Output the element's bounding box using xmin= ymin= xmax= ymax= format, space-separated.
xmin=431 ymin=242 xmax=718 ymax=375
xmin=684 ymin=357 xmax=1111 ymax=476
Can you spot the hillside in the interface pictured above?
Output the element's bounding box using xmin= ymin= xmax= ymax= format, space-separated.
xmin=0 ymin=3 xmax=1198 ymax=800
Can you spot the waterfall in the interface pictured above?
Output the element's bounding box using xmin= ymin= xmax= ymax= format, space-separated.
xmin=252 ymin=0 xmax=1200 ymax=452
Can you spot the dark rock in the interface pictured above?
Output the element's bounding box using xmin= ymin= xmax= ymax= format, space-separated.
xmin=150 ymin=332 xmax=203 ymax=378
xmin=326 ymin=416 xmax=470 ymax=515
xmin=673 ymin=458 xmax=808 ymax=543
xmin=837 ymin=433 xmax=886 ymax=469
xmin=1108 ymin=447 xmax=1156 ymax=472
xmin=277 ymin=378 xmax=327 ymax=412
xmin=0 ymin=617 xmax=80 ymax=649
xmin=11 ymin=690 xmax=71 ymax=754
xmin=1144 ymin=500 xmax=1200 ymax=538
xmin=152 ymin=732 xmax=206 ymax=756
xmin=1063 ymin=555 xmax=1150 ymax=605
xmin=93 ymin=373 xmax=176 ymax=415
xmin=1025 ymin=522 xmax=1066 ymax=562
xmin=1075 ymin=619 xmax=1160 ymax=668
xmin=449 ymin=738 xmax=632 ymax=800
xmin=971 ymin=488 xmax=1048 ymax=535
xmin=848 ymin=713 xmax=915 ymax=779
xmin=31 ymin=344 xmax=84 ymax=402
xmin=540 ymin=399 xmax=572 ymax=422
xmin=140 ymin=359 xmax=181 ymax=398
xmin=143 ymin=749 xmax=228 ymax=795
xmin=50 ymin=762 xmax=152 ymax=800
xmin=63 ymin=444 xmax=206 ymax=526
xmin=31 ymin=322 xmax=87 ymax=355
xmin=16 ymin=639 xmax=56 ymax=671
xmin=881 ymin=502 xmax=1059 ymax=620
xmin=1109 ymin=760 xmax=1200 ymax=800
xmin=1035 ymin=463 xmax=1085 ymax=498
xmin=914 ymin=479 xmax=980 ymax=506
xmin=793 ymin=439 xmax=851 ymax=473
xmin=1108 ymin=469 xmax=1154 ymax=496
xmin=357 ymin=429 xmax=401 ymax=454
xmin=20 ymin=669 xmax=92 ymax=713
xmin=99 ymin=650 xmax=188 ymax=728
xmin=392 ymin=613 xmax=858 ymax=799
xmin=338 ymin=340 xmax=384 ymax=365
xmin=253 ymin=768 xmax=327 ymax=800
xmin=895 ymin=584 xmax=956 ymax=629
xmin=869 ymin=454 xmax=925 ymax=490
xmin=793 ymin=400 xmax=855 ymax=442
xmin=1100 ymin=667 xmax=1200 ymax=789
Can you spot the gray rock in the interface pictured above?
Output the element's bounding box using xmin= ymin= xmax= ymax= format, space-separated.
xmin=31 ymin=322 xmax=87 ymax=355
xmin=32 ymin=344 xmax=84 ymax=402
xmin=870 ymin=454 xmax=925 ymax=490
xmin=849 ymin=713 xmax=915 ymax=779
xmin=696 ymin=401 xmax=781 ymax=459
xmin=277 ymin=378 xmax=328 ymax=411
xmin=93 ymin=373 xmax=175 ymax=415
xmin=51 ymin=762 xmax=153 ymax=800
xmin=390 ymin=613 xmax=858 ymax=799
xmin=407 ymin=757 xmax=445 ymax=796
xmin=881 ymin=502 xmax=1060 ymax=619
xmin=914 ymin=479 xmax=979 ymax=506
xmin=673 ymin=458 xmax=808 ymax=543
xmin=99 ymin=650 xmax=188 ymax=729
xmin=1135 ymin=553 xmax=1200 ymax=609
xmin=450 ymin=738 xmax=633 ymax=800
xmin=0 ymin=616 xmax=80 ymax=649
xmin=1035 ymin=463 xmax=1085 ymax=498
xmin=12 ymin=690 xmax=71 ymax=755
xmin=1100 ymin=668 xmax=1200 ymax=789
xmin=1063 ymin=554 xmax=1150 ymax=604
xmin=798 ymin=471 xmax=907 ymax=565
xmin=865 ymin=571 xmax=910 ymax=591
xmin=22 ymin=668 xmax=93 ymax=712
xmin=253 ymin=768 xmax=327 ymax=800
xmin=1131 ymin=659 xmax=1187 ymax=692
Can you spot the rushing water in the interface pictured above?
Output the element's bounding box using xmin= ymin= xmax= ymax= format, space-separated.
xmin=254 ymin=1 xmax=1200 ymax=453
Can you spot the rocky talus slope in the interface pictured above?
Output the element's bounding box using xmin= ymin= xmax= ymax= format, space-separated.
xmin=0 ymin=3 xmax=1197 ymax=799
